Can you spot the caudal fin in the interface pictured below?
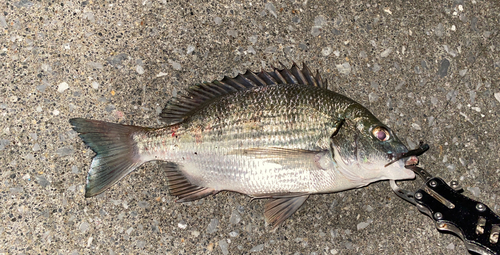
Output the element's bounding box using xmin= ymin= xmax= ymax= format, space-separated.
xmin=69 ymin=118 xmax=148 ymax=197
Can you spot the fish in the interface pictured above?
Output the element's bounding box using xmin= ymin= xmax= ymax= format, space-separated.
xmin=69 ymin=63 xmax=420 ymax=228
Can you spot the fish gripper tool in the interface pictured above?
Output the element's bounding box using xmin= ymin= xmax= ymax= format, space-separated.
xmin=391 ymin=165 xmax=500 ymax=255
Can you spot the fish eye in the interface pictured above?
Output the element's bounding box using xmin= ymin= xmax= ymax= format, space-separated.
xmin=372 ymin=126 xmax=390 ymax=141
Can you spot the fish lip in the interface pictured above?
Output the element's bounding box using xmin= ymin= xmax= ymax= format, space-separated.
xmin=385 ymin=153 xmax=419 ymax=168
xmin=386 ymin=143 xmax=429 ymax=167
xmin=404 ymin=155 xmax=419 ymax=166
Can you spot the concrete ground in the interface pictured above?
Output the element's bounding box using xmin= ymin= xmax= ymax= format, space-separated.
xmin=1 ymin=0 xmax=499 ymax=254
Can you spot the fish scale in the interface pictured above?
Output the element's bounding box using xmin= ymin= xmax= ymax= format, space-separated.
xmin=70 ymin=63 xmax=416 ymax=228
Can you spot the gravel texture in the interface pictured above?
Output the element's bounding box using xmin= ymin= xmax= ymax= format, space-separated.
xmin=1 ymin=0 xmax=499 ymax=254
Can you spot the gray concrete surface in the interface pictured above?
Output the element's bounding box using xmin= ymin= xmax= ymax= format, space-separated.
xmin=1 ymin=0 xmax=499 ymax=254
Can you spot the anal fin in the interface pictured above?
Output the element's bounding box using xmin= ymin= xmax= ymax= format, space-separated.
xmin=163 ymin=163 xmax=216 ymax=202
xmin=264 ymin=195 xmax=309 ymax=229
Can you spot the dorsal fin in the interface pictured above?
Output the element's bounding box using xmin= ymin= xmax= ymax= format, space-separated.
xmin=160 ymin=62 xmax=328 ymax=125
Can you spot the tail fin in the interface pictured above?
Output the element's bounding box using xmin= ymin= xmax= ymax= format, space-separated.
xmin=69 ymin=118 xmax=148 ymax=197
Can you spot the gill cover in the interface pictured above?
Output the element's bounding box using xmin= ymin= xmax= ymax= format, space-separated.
xmin=330 ymin=108 xmax=415 ymax=183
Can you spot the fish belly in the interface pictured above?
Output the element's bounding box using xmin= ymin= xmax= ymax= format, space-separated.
xmin=137 ymin=130 xmax=359 ymax=197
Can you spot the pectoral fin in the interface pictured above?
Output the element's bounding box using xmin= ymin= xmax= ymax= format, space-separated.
xmin=264 ymin=195 xmax=309 ymax=229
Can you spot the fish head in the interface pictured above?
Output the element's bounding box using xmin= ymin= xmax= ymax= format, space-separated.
xmin=330 ymin=111 xmax=416 ymax=186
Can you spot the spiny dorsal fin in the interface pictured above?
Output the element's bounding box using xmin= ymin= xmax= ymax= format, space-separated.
xmin=160 ymin=62 xmax=328 ymax=125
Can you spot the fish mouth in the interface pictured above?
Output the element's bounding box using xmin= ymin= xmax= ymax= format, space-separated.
xmin=385 ymin=142 xmax=429 ymax=167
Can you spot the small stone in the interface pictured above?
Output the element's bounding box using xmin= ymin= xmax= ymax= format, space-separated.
xmin=58 ymin=82 xmax=69 ymax=93
xmin=0 ymin=15 xmax=6 ymax=28
xmin=229 ymin=231 xmax=239 ymax=237
xmin=446 ymin=243 xmax=455 ymax=250
xmin=178 ymin=221 xmax=187 ymax=229
xmin=156 ymin=72 xmax=168 ymax=77
xmin=55 ymin=146 xmax=74 ymax=156
xmin=247 ymin=46 xmax=256 ymax=55
xmin=206 ymin=218 xmax=219 ymax=234
xmin=494 ymin=93 xmax=500 ymax=103
xmin=191 ymin=230 xmax=200 ymax=237
xmin=438 ymin=58 xmax=450 ymax=77
xmin=87 ymin=62 xmax=103 ymax=70
xmin=467 ymin=187 xmax=480 ymax=197
xmin=321 ymin=47 xmax=332 ymax=56
xmin=411 ymin=123 xmax=421 ymax=130
xmin=368 ymin=92 xmax=379 ymax=103
xmin=10 ymin=187 xmax=23 ymax=194
xmin=187 ymin=45 xmax=195 ymax=54
xmin=67 ymin=185 xmax=76 ymax=192
xmin=336 ymin=62 xmax=351 ymax=75
xmin=126 ymin=227 xmax=133 ymax=235
xmin=82 ymin=11 xmax=94 ymax=22
xmin=138 ymin=201 xmax=149 ymax=208
xmin=214 ymin=17 xmax=222 ymax=25
xmin=344 ymin=241 xmax=354 ymax=249
xmin=435 ymin=23 xmax=444 ymax=37
xmin=80 ymin=221 xmax=90 ymax=233
xmin=87 ymin=236 xmax=94 ymax=247
xmin=264 ymin=46 xmax=277 ymax=53
xmin=36 ymin=106 xmax=42 ymax=112
xmin=314 ymin=15 xmax=327 ymax=26
xmin=53 ymin=109 xmax=60 ymax=115
xmin=248 ymin=35 xmax=258 ymax=45
xmin=22 ymin=173 xmax=31 ymax=180
xmin=250 ymin=244 xmax=264 ymax=252
xmin=380 ymin=48 xmax=392 ymax=58
xmin=219 ymin=239 xmax=229 ymax=255
xmin=33 ymin=143 xmax=40 ymax=151
xmin=105 ymin=104 xmax=115 ymax=112
xmin=311 ymin=26 xmax=322 ymax=37
xmin=363 ymin=205 xmax=374 ymax=212
xmin=108 ymin=53 xmax=129 ymax=68
xmin=359 ymin=51 xmax=367 ymax=59
xmin=227 ymin=29 xmax=238 ymax=38
xmin=265 ymin=3 xmax=277 ymax=18
xmin=206 ymin=243 xmax=214 ymax=251
xmin=229 ymin=210 xmax=241 ymax=225
xmin=71 ymin=165 xmax=79 ymax=174
xmin=372 ymin=63 xmax=381 ymax=72
xmin=91 ymin=81 xmax=99 ymax=89
xmin=36 ymin=175 xmax=51 ymax=187
xmin=136 ymin=65 xmax=144 ymax=74
xmin=446 ymin=90 xmax=458 ymax=102
xmin=459 ymin=69 xmax=467 ymax=76
xmin=168 ymin=59 xmax=181 ymax=70
xmin=356 ymin=219 xmax=373 ymax=230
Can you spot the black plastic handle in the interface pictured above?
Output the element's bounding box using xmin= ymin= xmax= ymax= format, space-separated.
xmin=415 ymin=177 xmax=500 ymax=255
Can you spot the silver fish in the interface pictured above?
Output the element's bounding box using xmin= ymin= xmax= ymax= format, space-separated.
xmin=70 ymin=63 xmax=419 ymax=228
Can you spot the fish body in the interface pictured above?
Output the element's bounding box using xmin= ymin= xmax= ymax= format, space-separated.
xmin=70 ymin=63 xmax=417 ymax=227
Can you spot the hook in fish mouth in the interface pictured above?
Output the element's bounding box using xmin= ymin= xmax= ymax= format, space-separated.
xmin=385 ymin=142 xmax=430 ymax=167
